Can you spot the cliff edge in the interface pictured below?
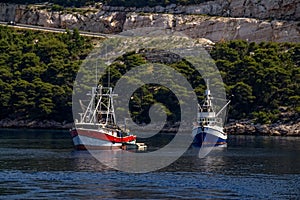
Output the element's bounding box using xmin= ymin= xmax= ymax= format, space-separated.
xmin=0 ymin=0 xmax=299 ymax=42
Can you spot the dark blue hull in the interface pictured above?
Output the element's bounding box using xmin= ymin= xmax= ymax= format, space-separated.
xmin=192 ymin=131 xmax=227 ymax=148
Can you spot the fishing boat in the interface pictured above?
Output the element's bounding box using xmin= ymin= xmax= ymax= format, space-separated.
xmin=192 ymin=81 xmax=230 ymax=147
xmin=70 ymin=85 xmax=137 ymax=150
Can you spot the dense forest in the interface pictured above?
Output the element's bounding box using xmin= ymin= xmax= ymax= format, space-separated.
xmin=100 ymin=41 xmax=299 ymax=124
xmin=211 ymin=41 xmax=299 ymax=123
xmin=0 ymin=26 xmax=299 ymax=124
xmin=0 ymin=0 xmax=213 ymax=8
xmin=0 ymin=26 xmax=93 ymax=122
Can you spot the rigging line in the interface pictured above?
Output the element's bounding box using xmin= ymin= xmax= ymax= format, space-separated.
xmin=96 ymin=60 xmax=98 ymax=87
xmin=107 ymin=44 xmax=110 ymax=88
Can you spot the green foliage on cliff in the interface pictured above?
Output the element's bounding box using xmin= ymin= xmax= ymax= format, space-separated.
xmin=211 ymin=40 xmax=300 ymax=123
xmin=99 ymin=41 xmax=299 ymax=124
xmin=99 ymin=51 xmax=202 ymax=124
xmin=0 ymin=26 xmax=93 ymax=121
xmin=0 ymin=26 xmax=298 ymax=124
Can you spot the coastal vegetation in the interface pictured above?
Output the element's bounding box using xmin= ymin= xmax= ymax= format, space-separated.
xmin=0 ymin=26 xmax=299 ymax=125
xmin=211 ymin=40 xmax=300 ymax=123
xmin=101 ymin=41 xmax=299 ymax=124
xmin=0 ymin=26 xmax=93 ymax=122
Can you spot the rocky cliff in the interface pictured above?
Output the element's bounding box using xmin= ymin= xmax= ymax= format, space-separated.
xmin=103 ymin=0 xmax=300 ymax=21
xmin=0 ymin=1 xmax=299 ymax=42
xmin=124 ymin=14 xmax=299 ymax=42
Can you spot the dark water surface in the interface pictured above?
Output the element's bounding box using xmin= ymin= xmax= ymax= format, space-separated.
xmin=0 ymin=129 xmax=299 ymax=199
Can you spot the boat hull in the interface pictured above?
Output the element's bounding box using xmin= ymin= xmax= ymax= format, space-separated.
xmin=192 ymin=126 xmax=227 ymax=147
xmin=70 ymin=128 xmax=136 ymax=150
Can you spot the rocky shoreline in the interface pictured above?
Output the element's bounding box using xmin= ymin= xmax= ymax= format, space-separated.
xmin=225 ymin=111 xmax=300 ymax=136
xmin=225 ymin=120 xmax=300 ymax=136
xmin=0 ymin=118 xmax=299 ymax=136
xmin=0 ymin=119 xmax=73 ymax=130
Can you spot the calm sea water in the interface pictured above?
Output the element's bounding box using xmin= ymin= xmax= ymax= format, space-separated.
xmin=0 ymin=129 xmax=299 ymax=199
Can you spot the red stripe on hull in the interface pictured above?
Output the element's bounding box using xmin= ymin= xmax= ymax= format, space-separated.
xmin=71 ymin=128 xmax=136 ymax=143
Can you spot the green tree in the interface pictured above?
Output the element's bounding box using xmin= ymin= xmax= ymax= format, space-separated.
xmin=229 ymin=82 xmax=255 ymax=118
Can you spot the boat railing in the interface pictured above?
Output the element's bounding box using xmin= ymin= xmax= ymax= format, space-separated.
xmin=198 ymin=117 xmax=223 ymax=127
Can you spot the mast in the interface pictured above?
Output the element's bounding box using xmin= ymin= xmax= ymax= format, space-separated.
xmin=202 ymin=79 xmax=214 ymax=113
xmin=96 ymin=60 xmax=98 ymax=87
xmin=78 ymin=60 xmax=118 ymax=126
xmin=198 ymin=79 xmax=231 ymax=126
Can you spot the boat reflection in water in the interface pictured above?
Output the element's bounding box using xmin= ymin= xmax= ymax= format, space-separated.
xmin=71 ymin=150 xmax=120 ymax=172
xmin=71 ymin=145 xmax=228 ymax=175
